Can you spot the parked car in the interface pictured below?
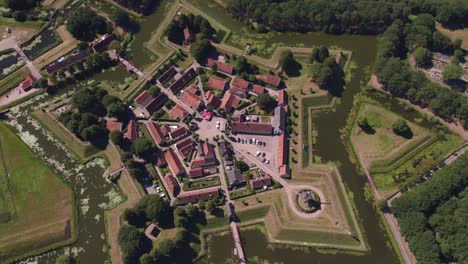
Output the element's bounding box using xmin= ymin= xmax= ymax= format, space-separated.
xmin=256 ymin=151 xmax=261 ymax=157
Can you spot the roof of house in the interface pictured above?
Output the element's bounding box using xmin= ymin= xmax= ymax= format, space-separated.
xmin=208 ymin=76 xmax=227 ymax=91
xmin=229 ymin=87 xmax=248 ymax=98
xmin=279 ymin=164 xmax=290 ymax=177
xmin=192 ymin=142 xmax=216 ymax=168
xmin=45 ymin=49 xmax=91 ymax=73
xmin=146 ymin=121 xmax=165 ymax=145
xmin=124 ymin=120 xmax=137 ymax=141
xmin=157 ymin=66 xmax=177 ymax=85
xmin=250 ymin=176 xmax=272 ymax=189
xmin=232 ymin=77 xmax=250 ymax=90
xmin=226 ymin=169 xmax=246 ymax=186
xmin=92 ymin=33 xmax=117 ymax=52
xmin=231 ymin=122 xmax=273 ymax=135
xmin=169 ymin=104 xmax=189 ymax=121
xmin=183 ymin=27 xmax=194 ymax=41
xmin=252 ymin=84 xmax=265 ymax=94
xmin=278 ymin=134 xmax=287 ymax=166
xmin=145 ymin=94 xmax=168 ymax=113
xmin=220 ymin=92 xmax=241 ymax=111
xmin=169 ymin=126 xmax=188 ymax=140
xmin=20 ymin=75 xmax=35 ymax=89
xmin=266 ymin=75 xmax=281 ymax=87
xmin=164 ymin=149 xmax=185 ymax=176
xmin=106 ymin=119 xmax=123 ymax=132
xmin=207 ymin=58 xmax=234 ymax=75
xmin=219 ymin=141 xmax=233 ymax=162
xmin=179 ymin=144 xmax=193 ymax=159
xmin=180 ymin=89 xmax=201 ymax=110
xmin=273 ymin=106 xmax=286 ymax=132
xmin=205 ymin=90 xmax=220 ymax=107
xmin=189 ymin=167 xmax=204 ymax=178
xmin=155 ymin=149 xmax=167 ymax=167
xmin=278 ymin=90 xmax=287 ymax=106
xmin=165 ymin=175 xmax=180 ymax=197
xmin=135 ymin=90 xmax=152 ymax=106
xmin=168 ymin=68 xmax=197 ymax=94
xmin=177 ymin=188 xmax=219 ymax=204
xmin=176 ymin=137 xmax=193 ymax=150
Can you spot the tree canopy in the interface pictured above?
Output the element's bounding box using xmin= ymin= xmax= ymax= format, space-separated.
xmin=442 ymin=63 xmax=462 ymax=81
xmin=131 ymin=137 xmax=155 ymax=159
xmin=114 ymin=0 xmax=160 ymax=15
xmin=413 ymin=47 xmax=432 ymax=68
xmin=67 ymin=7 xmax=109 ymax=41
xmin=190 ymin=39 xmax=215 ymax=63
xmin=392 ymin=118 xmax=413 ymax=138
xmin=256 ymin=93 xmax=276 ymax=112
xmin=5 ymin=0 xmax=37 ymax=10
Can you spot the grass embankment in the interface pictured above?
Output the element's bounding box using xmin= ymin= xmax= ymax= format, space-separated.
xmin=0 ymin=67 xmax=30 ymax=96
xmin=0 ymin=17 xmax=45 ymax=31
xmin=33 ymin=110 xmax=101 ymax=161
xmin=0 ymin=121 xmax=75 ymax=263
xmin=347 ymin=99 xmax=464 ymax=197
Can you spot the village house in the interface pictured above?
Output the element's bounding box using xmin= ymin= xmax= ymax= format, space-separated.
xmin=207 ymin=58 xmax=234 ymax=75
xmin=205 ymin=90 xmax=220 ymax=108
xmin=146 ymin=121 xmax=166 ymax=145
xmin=106 ymin=119 xmax=123 ymax=132
xmin=250 ymin=176 xmax=272 ymax=189
xmin=91 ymin=33 xmax=117 ymax=52
xmin=232 ymin=77 xmax=251 ymax=90
xmin=180 ymin=88 xmax=201 ymax=110
xmin=169 ymin=104 xmax=189 ymax=121
xmin=229 ymin=87 xmax=248 ymax=98
xmin=273 ymin=106 xmax=286 ymax=134
xmin=278 ymin=134 xmax=288 ymax=166
xmin=165 ymin=175 xmax=180 ymax=197
xmin=177 ymin=188 xmax=220 ymax=204
xmin=219 ymin=141 xmax=233 ymax=166
xmin=45 ymin=49 xmax=91 ymax=73
xmin=164 ymin=149 xmax=186 ymax=176
xmin=124 ymin=120 xmax=137 ymax=142
xmin=175 ymin=138 xmax=194 ymax=159
xmin=226 ymin=169 xmax=246 ymax=188
xmin=183 ymin=27 xmax=195 ymax=45
xmin=231 ymin=122 xmax=273 ymax=135
xmin=208 ymin=76 xmax=228 ymax=91
xmin=157 ymin=66 xmax=177 ymax=86
xmin=279 ymin=165 xmax=291 ymax=178
xmin=168 ymin=68 xmax=197 ymax=94
xmin=169 ymin=126 xmax=188 ymax=141
xmin=252 ymin=84 xmax=265 ymax=94
xmin=20 ymin=75 xmax=36 ymax=91
xmin=220 ymin=92 xmax=241 ymax=112
xmin=189 ymin=167 xmax=204 ymax=179
xmin=258 ymin=74 xmax=281 ymax=87
xmin=191 ymin=142 xmax=216 ymax=168
xmin=278 ymin=90 xmax=288 ymax=106
xmin=134 ymin=90 xmax=168 ymax=114
xmin=155 ymin=149 xmax=167 ymax=167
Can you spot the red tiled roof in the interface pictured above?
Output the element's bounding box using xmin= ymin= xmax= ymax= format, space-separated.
xmin=165 ymin=175 xmax=180 ymax=197
xmin=231 ymin=122 xmax=272 ymax=135
xmin=232 ymin=77 xmax=250 ymax=89
xmin=250 ymin=176 xmax=272 ymax=189
xmin=278 ymin=134 xmax=287 ymax=166
xmin=20 ymin=75 xmax=35 ymax=89
xmin=164 ymin=149 xmax=185 ymax=176
xmin=135 ymin=90 xmax=151 ymax=105
xmin=124 ymin=120 xmax=137 ymax=141
xmin=278 ymin=90 xmax=287 ymax=106
xmin=252 ymin=84 xmax=265 ymax=94
xmin=176 ymin=138 xmax=193 ymax=150
xmin=169 ymin=127 xmax=188 ymax=140
xmin=179 ymin=144 xmax=193 ymax=158
xmin=189 ymin=167 xmax=204 ymax=178
xmin=266 ymin=75 xmax=281 ymax=87
xmin=208 ymin=76 xmax=227 ymax=91
xmin=180 ymin=89 xmax=201 ymax=110
xmin=146 ymin=121 xmax=165 ymax=145
xmin=106 ymin=119 xmax=122 ymax=132
xmin=279 ymin=165 xmax=290 ymax=178
xmin=169 ymin=104 xmax=189 ymax=120
xmin=177 ymin=188 xmax=219 ymax=204
xmin=220 ymin=92 xmax=241 ymax=111
xmin=229 ymin=87 xmax=248 ymax=98
xmin=183 ymin=27 xmax=194 ymax=41
xmin=205 ymin=90 xmax=220 ymax=108
xmin=207 ymin=58 xmax=234 ymax=75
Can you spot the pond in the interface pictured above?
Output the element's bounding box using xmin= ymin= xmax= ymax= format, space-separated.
xmin=6 ymin=89 xmax=124 ymax=264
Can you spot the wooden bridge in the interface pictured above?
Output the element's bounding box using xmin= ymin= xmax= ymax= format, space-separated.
xmin=117 ymin=56 xmax=145 ymax=78
xmin=230 ymin=222 xmax=246 ymax=264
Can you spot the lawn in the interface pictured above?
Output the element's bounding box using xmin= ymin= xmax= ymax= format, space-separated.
xmin=436 ymin=23 xmax=468 ymax=50
xmin=182 ymin=176 xmax=221 ymax=191
xmin=0 ymin=67 xmax=30 ymax=96
xmin=0 ymin=17 xmax=45 ymax=31
xmin=0 ymin=121 xmax=74 ymax=263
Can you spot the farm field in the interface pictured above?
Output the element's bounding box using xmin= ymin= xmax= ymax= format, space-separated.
xmin=0 ymin=121 xmax=74 ymax=263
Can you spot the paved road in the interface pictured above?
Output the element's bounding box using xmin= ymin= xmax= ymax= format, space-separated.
xmin=383 ymin=145 xmax=467 ymax=264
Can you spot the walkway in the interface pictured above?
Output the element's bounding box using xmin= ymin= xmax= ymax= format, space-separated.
xmin=118 ymin=56 xmax=145 ymax=78
xmin=230 ymin=222 xmax=246 ymax=264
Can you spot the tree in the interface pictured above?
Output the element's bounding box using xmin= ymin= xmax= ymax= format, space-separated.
xmin=158 ymin=239 xmax=176 ymax=257
xmin=67 ymin=7 xmax=108 ymax=41
xmin=184 ymin=203 xmax=199 ymax=219
xmin=318 ymin=46 xmax=329 ymax=62
xmin=110 ymin=130 xmax=124 ymax=146
xmin=190 ymin=39 xmax=215 ymax=63
xmin=13 ymin=11 xmax=27 ymax=22
xmin=112 ymin=9 xmax=130 ymax=28
xmin=5 ymin=0 xmax=37 ymax=10
xmin=148 ymin=86 xmax=160 ymax=97
xmin=357 ymin=117 xmax=374 ymax=134
xmin=442 ymin=63 xmax=462 ymax=81
xmin=131 ymin=137 xmax=154 ymax=159
xmin=234 ymin=160 xmax=249 ymax=172
xmin=71 ymin=88 xmax=104 ymax=115
xmin=144 ymin=195 xmax=172 ymax=227
xmin=55 ymin=255 xmax=76 ymax=264
xmin=413 ymin=47 xmax=432 ymax=68
xmin=256 ymin=93 xmax=276 ymax=112
xmin=38 ymin=78 xmax=48 ymax=88
xmin=392 ymin=118 xmax=412 ymax=138
xmin=197 ymin=200 xmax=206 ymax=210
xmin=118 ymin=225 xmax=148 ymax=262
xmin=107 ymin=103 xmax=126 ymax=120
xmin=205 ymin=199 xmax=216 ymax=214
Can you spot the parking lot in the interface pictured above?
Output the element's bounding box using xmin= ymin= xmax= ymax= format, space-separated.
xmin=195 ymin=116 xmax=226 ymax=141
xmin=231 ymin=134 xmax=279 ymax=170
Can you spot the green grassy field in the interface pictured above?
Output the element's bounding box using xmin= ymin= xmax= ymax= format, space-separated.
xmin=0 ymin=67 xmax=30 ymax=96
xmin=0 ymin=17 xmax=45 ymax=31
xmin=0 ymin=121 xmax=74 ymax=263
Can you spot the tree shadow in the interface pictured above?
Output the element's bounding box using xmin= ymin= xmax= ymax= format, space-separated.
xmin=327 ymin=65 xmax=345 ymax=97
xmin=359 ymin=125 xmax=376 ymax=135
xmin=210 ymin=207 xmax=225 ymax=218
xmin=284 ymin=59 xmax=302 ymax=77
xmin=446 ymin=79 xmax=467 ymax=93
